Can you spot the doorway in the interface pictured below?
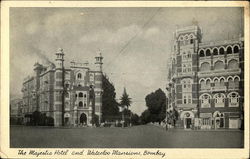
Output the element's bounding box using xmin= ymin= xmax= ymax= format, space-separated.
xmin=186 ymin=118 xmax=192 ymax=129
xmin=80 ymin=113 xmax=87 ymax=125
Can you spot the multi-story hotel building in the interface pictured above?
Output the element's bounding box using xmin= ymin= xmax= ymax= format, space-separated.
xmin=166 ymin=25 xmax=244 ymax=129
xmin=22 ymin=48 xmax=103 ymax=126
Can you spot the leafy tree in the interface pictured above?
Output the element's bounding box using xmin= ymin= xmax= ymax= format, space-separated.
xmin=140 ymin=109 xmax=151 ymax=124
xmin=102 ymin=74 xmax=120 ymax=122
xmin=141 ymin=88 xmax=167 ymax=123
xmin=131 ymin=113 xmax=140 ymax=125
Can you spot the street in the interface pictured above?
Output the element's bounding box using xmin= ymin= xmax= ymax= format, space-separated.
xmin=10 ymin=125 xmax=244 ymax=148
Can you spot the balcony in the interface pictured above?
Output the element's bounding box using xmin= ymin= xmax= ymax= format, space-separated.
xmin=177 ymin=72 xmax=195 ymax=77
xmin=198 ymin=68 xmax=241 ymax=77
xmin=211 ymin=86 xmax=227 ymax=92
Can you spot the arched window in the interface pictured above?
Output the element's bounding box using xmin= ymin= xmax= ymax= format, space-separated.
xmin=214 ymin=61 xmax=224 ymax=70
xmin=227 ymin=47 xmax=232 ymax=54
xmin=219 ymin=48 xmax=225 ymax=55
xmin=77 ymin=73 xmax=82 ymax=79
xmin=79 ymin=92 xmax=83 ymax=97
xmin=233 ymin=46 xmax=239 ymax=53
xmin=79 ymin=101 xmax=83 ymax=107
xmin=214 ymin=78 xmax=220 ymax=87
xmin=84 ymin=94 xmax=87 ymax=98
xmin=214 ymin=93 xmax=225 ymax=107
xmin=206 ymin=49 xmax=211 ymax=56
xmin=228 ymin=59 xmax=238 ymax=69
xmin=206 ymin=79 xmax=211 ymax=88
xmin=75 ymin=94 xmax=77 ymax=98
xmin=228 ymin=92 xmax=239 ymax=107
xmin=200 ymin=79 xmax=206 ymax=89
xmin=200 ymin=62 xmax=210 ymax=71
xmin=199 ymin=50 xmax=205 ymax=57
xmin=213 ymin=48 xmax=218 ymax=55
xmin=84 ymin=102 xmax=87 ymax=107
xmin=200 ymin=94 xmax=211 ymax=108
xmin=234 ymin=76 xmax=240 ymax=88
xmin=220 ymin=78 xmax=225 ymax=87
xmin=228 ymin=77 xmax=234 ymax=88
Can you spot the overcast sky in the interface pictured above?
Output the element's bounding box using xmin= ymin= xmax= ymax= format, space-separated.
xmin=10 ymin=7 xmax=243 ymax=115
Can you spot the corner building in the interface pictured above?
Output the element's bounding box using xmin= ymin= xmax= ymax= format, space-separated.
xmin=22 ymin=48 xmax=103 ymax=127
xmin=166 ymin=25 xmax=244 ymax=129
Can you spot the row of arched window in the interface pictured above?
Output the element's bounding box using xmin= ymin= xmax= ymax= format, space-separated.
xmin=200 ymin=76 xmax=240 ymax=89
xmin=178 ymin=33 xmax=195 ymax=46
xmin=200 ymin=59 xmax=238 ymax=71
xmin=75 ymin=92 xmax=87 ymax=98
xmin=200 ymin=92 xmax=239 ymax=108
xmin=78 ymin=101 xmax=87 ymax=107
xmin=199 ymin=45 xmax=240 ymax=57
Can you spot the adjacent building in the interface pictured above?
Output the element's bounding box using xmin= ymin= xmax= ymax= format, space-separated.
xmin=22 ymin=48 xmax=103 ymax=126
xmin=166 ymin=25 xmax=244 ymax=129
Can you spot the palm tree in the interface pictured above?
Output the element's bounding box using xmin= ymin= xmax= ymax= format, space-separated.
xmin=119 ymin=88 xmax=132 ymax=127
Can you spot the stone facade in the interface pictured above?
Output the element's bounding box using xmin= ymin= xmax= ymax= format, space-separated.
xmin=166 ymin=25 xmax=244 ymax=129
xmin=22 ymin=48 xmax=103 ymax=127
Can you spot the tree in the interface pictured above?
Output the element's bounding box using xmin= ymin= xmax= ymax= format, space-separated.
xmin=141 ymin=88 xmax=167 ymax=123
xmin=102 ymin=74 xmax=120 ymax=122
xmin=131 ymin=113 xmax=140 ymax=125
xmin=119 ymin=88 xmax=132 ymax=127
xmin=120 ymin=88 xmax=132 ymax=109
xmin=140 ymin=109 xmax=151 ymax=124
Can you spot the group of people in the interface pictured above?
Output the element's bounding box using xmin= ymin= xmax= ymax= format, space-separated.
xmin=163 ymin=119 xmax=171 ymax=131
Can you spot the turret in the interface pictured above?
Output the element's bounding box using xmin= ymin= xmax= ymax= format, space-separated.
xmin=94 ymin=50 xmax=103 ymax=124
xmin=95 ymin=50 xmax=103 ymax=72
xmin=55 ymin=48 xmax=64 ymax=68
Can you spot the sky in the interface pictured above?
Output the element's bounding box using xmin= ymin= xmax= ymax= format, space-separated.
xmin=10 ymin=7 xmax=243 ymax=115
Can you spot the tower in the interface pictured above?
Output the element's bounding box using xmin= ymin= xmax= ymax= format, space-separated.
xmin=94 ymin=50 xmax=103 ymax=124
xmin=174 ymin=25 xmax=202 ymax=128
xmin=54 ymin=48 xmax=65 ymax=126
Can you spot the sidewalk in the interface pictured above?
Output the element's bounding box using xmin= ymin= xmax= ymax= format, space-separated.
xmin=150 ymin=123 xmax=243 ymax=132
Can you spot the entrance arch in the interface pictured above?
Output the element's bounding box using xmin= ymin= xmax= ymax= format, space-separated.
xmin=80 ymin=113 xmax=87 ymax=125
xmin=180 ymin=111 xmax=194 ymax=129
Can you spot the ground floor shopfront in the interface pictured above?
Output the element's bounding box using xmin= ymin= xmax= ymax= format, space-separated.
xmin=176 ymin=110 xmax=242 ymax=129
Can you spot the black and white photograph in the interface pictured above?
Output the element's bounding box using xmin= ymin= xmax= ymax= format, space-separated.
xmin=1 ymin=1 xmax=249 ymax=159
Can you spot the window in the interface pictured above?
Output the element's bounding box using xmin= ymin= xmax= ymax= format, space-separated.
xmin=227 ymin=47 xmax=232 ymax=54
xmin=190 ymin=39 xmax=193 ymax=44
xmin=206 ymin=49 xmax=211 ymax=56
xmin=200 ymin=79 xmax=206 ymax=89
xmin=182 ymin=78 xmax=192 ymax=91
xmin=199 ymin=50 xmax=205 ymax=57
xmin=228 ymin=77 xmax=234 ymax=88
xmin=77 ymin=73 xmax=82 ymax=79
xmin=84 ymin=94 xmax=87 ymax=98
xmin=84 ymin=103 xmax=87 ymax=107
xmin=183 ymin=95 xmax=187 ymax=104
xmin=200 ymin=94 xmax=211 ymax=108
xmin=228 ymin=59 xmax=238 ymax=69
xmin=200 ymin=62 xmax=210 ymax=72
xmin=228 ymin=92 xmax=239 ymax=107
xmin=214 ymin=78 xmax=220 ymax=87
xmin=79 ymin=92 xmax=83 ymax=97
xmin=233 ymin=46 xmax=239 ymax=53
xmin=234 ymin=77 xmax=240 ymax=88
xmin=79 ymin=101 xmax=83 ymax=107
xmin=214 ymin=61 xmax=224 ymax=70
xmin=219 ymin=48 xmax=225 ymax=55
xmin=220 ymin=78 xmax=225 ymax=87
xmin=183 ymin=93 xmax=192 ymax=104
xmin=206 ymin=79 xmax=211 ymax=88
xmin=213 ymin=48 xmax=218 ymax=55
xmin=214 ymin=93 xmax=225 ymax=107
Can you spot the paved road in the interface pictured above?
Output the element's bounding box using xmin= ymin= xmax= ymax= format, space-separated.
xmin=10 ymin=125 xmax=244 ymax=148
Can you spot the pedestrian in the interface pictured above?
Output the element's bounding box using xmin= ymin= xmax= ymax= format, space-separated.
xmin=165 ymin=120 xmax=168 ymax=131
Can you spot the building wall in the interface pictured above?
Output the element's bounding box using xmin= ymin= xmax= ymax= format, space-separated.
xmin=166 ymin=25 xmax=244 ymax=129
xmin=22 ymin=50 xmax=103 ymax=127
